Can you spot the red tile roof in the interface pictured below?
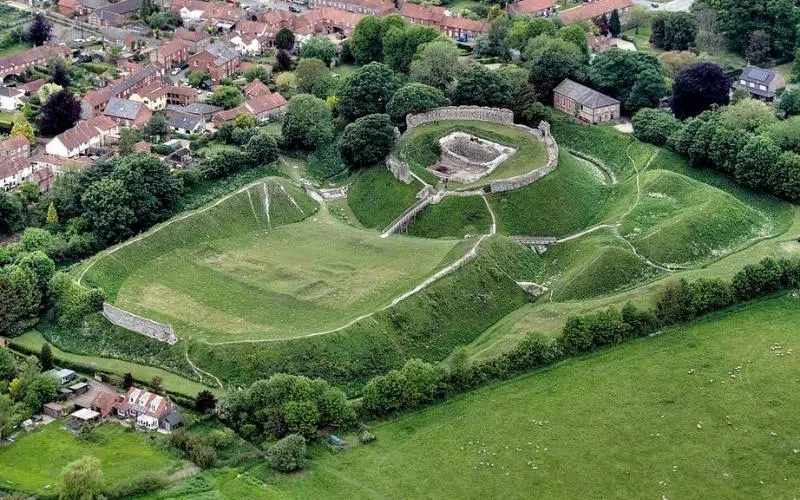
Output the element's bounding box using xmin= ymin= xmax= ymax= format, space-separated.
xmin=245 ymin=92 xmax=286 ymax=115
xmin=0 ymin=156 xmax=29 ymax=181
xmin=174 ymin=27 xmax=210 ymax=42
xmin=508 ymin=0 xmax=554 ymax=14
xmin=20 ymin=78 xmax=46 ymax=94
xmin=244 ymin=79 xmax=270 ymax=98
xmin=440 ymin=16 xmax=487 ymax=32
xmin=1 ymin=134 xmax=29 ymax=152
xmin=400 ymin=3 xmax=445 ymax=23
xmin=35 ymin=154 xmax=92 ymax=170
xmin=158 ymin=37 xmax=189 ymax=57
xmin=83 ymin=88 xmax=113 ymax=107
xmin=0 ymin=45 xmax=70 ymax=73
xmin=558 ymin=0 xmax=632 ymax=24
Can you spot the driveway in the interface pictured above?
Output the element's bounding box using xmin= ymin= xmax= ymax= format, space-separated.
xmin=633 ymin=0 xmax=694 ymax=11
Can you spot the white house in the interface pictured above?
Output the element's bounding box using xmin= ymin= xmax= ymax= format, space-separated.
xmin=0 ymin=86 xmax=25 ymax=111
xmin=228 ymin=34 xmax=263 ymax=56
xmin=45 ymin=116 xmax=119 ymax=158
xmin=0 ymin=156 xmax=32 ymax=191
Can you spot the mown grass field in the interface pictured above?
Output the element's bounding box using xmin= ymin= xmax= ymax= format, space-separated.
xmin=259 ymin=295 xmax=800 ymax=499
xmin=395 ymin=120 xmax=548 ymax=188
xmin=78 ymin=178 xmax=459 ymax=343
xmin=0 ymin=423 xmax=179 ymax=495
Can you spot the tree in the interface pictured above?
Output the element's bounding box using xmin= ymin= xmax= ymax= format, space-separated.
xmin=558 ymin=24 xmax=589 ymax=56
xmin=27 ymin=13 xmax=51 ymax=47
xmin=777 ymin=89 xmax=800 ymax=118
xmin=0 ymin=265 xmax=40 ymax=336
xmin=59 ymin=456 xmax=103 ymax=500
xmin=650 ymin=12 xmax=696 ymax=51
xmin=187 ymin=70 xmax=209 ymax=88
xmin=382 ymin=24 xmax=439 ymax=74
xmin=719 ymin=98 xmax=777 ymax=133
xmin=18 ymin=250 xmax=55 ymax=291
xmin=117 ymin=127 xmax=141 ymax=156
xmin=409 ymin=40 xmax=463 ymax=91
xmin=452 ymin=63 xmax=513 ymax=108
xmin=122 ymin=372 xmax=134 ymax=389
xmin=36 ymin=90 xmax=81 ymax=136
xmin=143 ymin=114 xmax=169 ymax=141
xmin=267 ymin=434 xmax=306 ymax=473
xmin=735 ymin=135 xmax=781 ymax=190
xmin=507 ymin=16 xmax=556 ymax=51
xmin=274 ymin=49 xmax=292 ymax=72
xmin=339 ymin=113 xmax=395 ymax=169
xmin=609 ymin=9 xmax=621 ymax=36
xmin=39 ymin=344 xmax=54 ymax=371
xmin=281 ymin=94 xmax=333 ymax=149
xmin=386 ymin=82 xmax=449 ymax=124
xmin=50 ymin=59 xmax=72 ymax=87
xmin=337 ymin=62 xmax=401 ymax=120
xmin=299 ymin=36 xmax=337 ymax=64
xmin=245 ymin=131 xmax=278 ymax=165
xmin=474 ymin=14 xmax=510 ymax=58
xmin=627 ymin=68 xmax=667 ymax=111
xmin=80 ymin=178 xmax=135 ymax=243
xmin=140 ymin=0 xmax=152 ymax=19
xmin=275 ymin=28 xmax=296 ymax=51
xmin=671 ymin=62 xmax=731 ymax=119
xmin=46 ymin=202 xmax=58 ymax=225
xmin=589 ymin=48 xmax=662 ymax=109
xmin=658 ymin=51 xmax=698 ymax=79
xmin=746 ymin=29 xmax=770 ymax=64
xmin=524 ymin=35 xmax=586 ymax=99
xmin=209 ymin=86 xmax=244 ymax=109
xmin=0 ymin=348 xmax=15 ymax=381
xmin=282 ymin=400 xmax=319 ymax=440
xmin=0 ymin=191 xmax=24 ymax=235
xmin=11 ymin=118 xmax=35 ymax=145
xmin=349 ymin=16 xmax=383 ymax=65
xmin=295 ymin=58 xmax=329 ymax=94
xmin=150 ymin=375 xmax=164 ymax=394
xmin=195 ymin=389 xmax=217 ymax=413
xmin=244 ymin=66 xmax=270 ymax=83
xmin=111 ymin=154 xmax=181 ymax=230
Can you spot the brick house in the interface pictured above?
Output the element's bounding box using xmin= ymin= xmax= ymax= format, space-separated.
xmin=173 ymin=28 xmax=211 ymax=53
xmin=45 ymin=116 xmax=119 ymax=158
xmin=103 ymin=97 xmax=152 ymax=127
xmin=117 ymin=387 xmax=182 ymax=431
xmin=307 ymin=0 xmax=394 ymax=16
xmin=507 ymin=0 xmax=555 ymax=16
xmin=0 ymin=135 xmax=30 ymax=159
xmin=553 ymin=78 xmax=620 ymax=124
xmin=187 ymin=42 xmax=240 ymax=83
xmin=0 ymin=45 xmax=71 ymax=81
xmin=88 ymin=0 xmax=142 ymax=27
xmin=244 ymin=79 xmax=270 ymax=99
xmin=151 ymin=38 xmax=190 ymax=69
xmin=400 ymin=4 xmax=487 ymax=41
xmin=558 ymin=0 xmax=633 ymax=25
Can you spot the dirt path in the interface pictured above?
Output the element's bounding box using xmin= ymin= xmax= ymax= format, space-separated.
xmin=185 ymin=350 xmax=224 ymax=388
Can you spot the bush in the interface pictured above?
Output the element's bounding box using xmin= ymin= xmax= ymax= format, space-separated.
xmin=267 ymin=434 xmax=307 ymax=473
xmin=189 ymin=443 xmax=217 ymax=469
xmin=499 ymin=332 xmax=560 ymax=372
xmin=632 ymin=108 xmax=681 ymax=147
xmin=339 ymin=113 xmax=395 ymax=169
xmin=282 ymin=400 xmax=320 ymax=440
xmin=731 ymin=257 xmax=784 ymax=300
xmin=104 ymin=471 xmax=169 ymax=499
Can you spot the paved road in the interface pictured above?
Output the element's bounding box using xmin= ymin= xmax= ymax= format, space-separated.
xmin=633 ymin=0 xmax=694 ymax=12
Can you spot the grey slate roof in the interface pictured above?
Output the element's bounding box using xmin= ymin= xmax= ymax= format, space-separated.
xmin=0 ymin=86 xmax=22 ymax=97
xmin=166 ymin=103 xmax=222 ymax=115
xmin=104 ymin=97 xmax=143 ymax=120
xmin=165 ymin=411 xmax=183 ymax=426
xmin=98 ymin=0 xmax=141 ymax=14
xmin=80 ymin=0 xmax=110 ymax=9
xmin=739 ymin=66 xmax=776 ymax=86
xmin=554 ymin=78 xmax=619 ymax=109
xmin=168 ymin=112 xmax=204 ymax=131
xmin=206 ymin=42 xmax=238 ymax=65
xmin=109 ymin=65 xmax=158 ymax=96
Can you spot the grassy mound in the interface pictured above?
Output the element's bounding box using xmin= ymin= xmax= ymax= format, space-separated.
xmin=187 ymin=238 xmax=535 ymax=393
xmin=621 ymin=170 xmax=769 ymax=266
xmin=347 ymin=167 xmax=421 ymax=229
xmin=262 ymin=295 xmax=800 ymax=499
xmin=408 ymin=195 xmax=492 ymax=238
xmin=395 ymin=120 xmax=548 ymax=188
xmin=487 ymin=151 xmax=613 ymax=237
xmin=78 ymin=177 xmax=460 ymax=343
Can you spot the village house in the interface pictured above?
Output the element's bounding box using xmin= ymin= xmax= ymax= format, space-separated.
xmin=88 ymin=0 xmax=143 ymax=27
xmin=244 ymin=79 xmax=270 ymax=99
xmin=168 ymin=111 xmax=205 ymax=134
xmin=0 ymin=45 xmax=71 ymax=80
xmin=90 ymin=391 xmax=124 ymax=418
xmin=43 ymin=402 xmax=65 ymax=419
xmin=129 ymin=82 xmax=168 ymax=110
xmin=45 ymin=116 xmax=119 ymax=158
xmin=558 ymin=0 xmax=633 ymax=25
xmin=58 ymin=0 xmax=110 ymax=16
xmin=553 ymin=78 xmax=620 ymax=124
xmin=101 ymin=26 xmax=140 ymax=52
xmin=165 ymin=85 xmax=198 ymax=106
xmin=507 ymin=0 xmax=555 ymax=16
xmin=165 ymin=102 xmax=223 ymax=123
xmin=0 ymin=135 xmax=30 ymax=159
xmin=20 ymin=78 xmax=46 ymax=96
xmin=399 ymin=4 xmax=487 ymax=41
xmin=732 ymin=66 xmax=786 ymax=101
xmin=103 ymin=97 xmax=152 ymax=127
xmin=117 ymin=387 xmax=182 ymax=431
xmin=213 ymin=92 xmax=287 ymax=126
xmin=0 ymin=156 xmax=32 ymax=191
xmin=174 ymin=27 xmax=212 ymax=53
xmin=81 ymin=66 xmax=162 ymax=118
xmin=307 ymin=0 xmax=394 ymax=16
xmin=187 ymin=42 xmax=240 ymax=83
xmin=30 ymin=166 xmax=56 ymax=192
xmin=171 ymin=0 xmax=246 ymax=30
xmin=151 ymin=38 xmax=190 ymax=69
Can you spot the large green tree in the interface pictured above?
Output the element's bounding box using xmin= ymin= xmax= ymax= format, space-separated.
xmin=452 ymin=64 xmax=513 ymax=108
xmin=281 ymin=94 xmax=333 ymax=150
xmin=209 ymin=86 xmax=244 ymax=109
xmin=386 ymin=82 xmax=449 ymax=124
xmin=409 ymin=40 xmax=463 ymax=91
xmin=349 ymin=16 xmax=384 ymax=65
xmin=337 ymin=62 xmax=402 ymax=120
xmin=524 ymin=35 xmax=586 ymax=99
xmin=59 ymin=456 xmax=104 ymax=500
xmin=382 ymin=24 xmax=439 ymax=74
xmin=295 ymin=58 xmax=329 ymax=94
xmin=81 ymin=178 xmax=135 ymax=244
xmin=339 ymin=114 xmax=396 ymax=169
xmin=299 ymin=36 xmax=337 ymax=64
xmin=589 ymin=48 xmax=663 ymax=110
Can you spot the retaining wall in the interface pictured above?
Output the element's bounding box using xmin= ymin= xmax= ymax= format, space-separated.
xmin=387 ymin=155 xmax=412 ymax=184
xmin=489 ymin=122 xmax=559 ymax=193
xmin=405 ymin=106 xmax=515 ymax=131
xmin=103 ymin=303 xmax=178 ymax=345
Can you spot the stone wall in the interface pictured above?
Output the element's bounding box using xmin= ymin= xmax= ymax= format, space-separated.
xmin=103 ymin=303 xmax=178 ymax=345
xmin=387 ymin=154 xmax=412 ymax=184
xmin=489 ymin=122 xmax=559 ymax=193
xmin=405 ymin=106 xmax=514 ymax=132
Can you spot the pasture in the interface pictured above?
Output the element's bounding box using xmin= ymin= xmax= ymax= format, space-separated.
xmin=0 ymin=423 xmax=179 ymax=495
xmin=78 ymin=178 xmax=459 ymax=342
xmin=264 ymin=295 xmax=800 ymax=499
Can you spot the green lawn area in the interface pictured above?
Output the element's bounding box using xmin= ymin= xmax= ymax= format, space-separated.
xmin=331 ymin=63 xmax=356 ymax=78
xmin=195 ymin=141 xmax=241 ymax=156
xmin=347 ymin=166 xmax=422 ymax=229
xmin=262 ymin=294 xmax=800 ymax=499
xmin=8 ymin=330 xmax=216 ymax=397
xmin=394 ymin=120 xmax=548 ymax=189
xmin=78 ymin=178 xmax=459 ymax=342
xmin=0 ymin=41 xmax=31 ymax=57
xmin=0 ymin=423 xmax=180 ymax=495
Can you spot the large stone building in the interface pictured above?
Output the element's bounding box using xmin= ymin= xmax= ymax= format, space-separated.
xmin=553 ymin=79 xmax=620 ymax=124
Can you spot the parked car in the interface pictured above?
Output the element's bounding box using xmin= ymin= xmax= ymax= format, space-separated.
xmin=289 ymin=5 xmax=301 ymax=12
xmin=87 ymin=36 xmax=98 ymax=42
xmin=171 ymin=67 xmax=181 ymax=75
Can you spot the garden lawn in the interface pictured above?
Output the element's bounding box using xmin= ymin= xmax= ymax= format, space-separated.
xmin=266 ymin=295 xmax=800 ymax=499
xmin=0 ymin=423 xmax=179 ymax=495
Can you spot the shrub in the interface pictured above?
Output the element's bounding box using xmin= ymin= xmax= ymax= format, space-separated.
xmin=267 ymin=434 xmax=307 ymax=473
xmin=360 ymin=430 xmax=376 ymax=444
xmin=731 ymin=257 xmax=784 ymax=300
xmin=282 ymin=400 xmax=320 ymax=440
xmin=632 ymin=108 xmax=681 ymax=147
xmin=189 ymin=443 xmax=217 ymax=469
xmin=104 ymin=471 xmax=168 ymax=499
xmin=499 ymin=332 xmax=560 ymax=372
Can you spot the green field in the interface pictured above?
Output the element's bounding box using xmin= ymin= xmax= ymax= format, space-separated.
xmin=257 ymin=295 xmax=800 ymax=499
xmin=0 ymin=423 xmax=179 ymax=495
xmin=395 ymin=120 xmax=548 ymax=188
xmin=78 ymin=178 xmax=459 ymax=342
